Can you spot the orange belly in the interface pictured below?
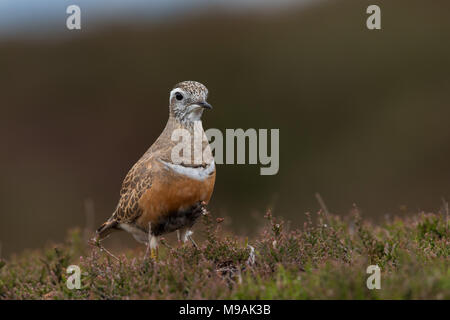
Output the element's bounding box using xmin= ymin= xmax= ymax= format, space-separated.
xmin=136 ymin=169 xmax=215 ymax=229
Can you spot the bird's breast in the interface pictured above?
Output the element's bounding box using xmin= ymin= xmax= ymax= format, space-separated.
xmin=136 ymin=160 xmax=215 ymax=229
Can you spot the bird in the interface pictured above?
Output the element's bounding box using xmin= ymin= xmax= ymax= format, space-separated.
xmin=93 ymin=81 xmax=216 ymax=259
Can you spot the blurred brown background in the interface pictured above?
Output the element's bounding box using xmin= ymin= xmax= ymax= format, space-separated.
xmin=1 ymin=0 xmax=449 ymax=256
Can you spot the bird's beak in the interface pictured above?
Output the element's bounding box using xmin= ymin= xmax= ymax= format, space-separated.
xmin=197 ymin=102 xmax=213 ymax=110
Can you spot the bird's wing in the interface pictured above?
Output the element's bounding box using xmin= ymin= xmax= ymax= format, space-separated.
xmin=114 ymin=156 xmax=154 ymax=224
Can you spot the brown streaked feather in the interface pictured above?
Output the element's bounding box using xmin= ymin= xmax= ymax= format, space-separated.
xmin=95 ymin=218 xmax=119 ymax=241
xmin=114 ymin=156 xmax=154 ymax=223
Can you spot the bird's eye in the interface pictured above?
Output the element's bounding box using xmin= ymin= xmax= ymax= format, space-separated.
xmin=175 ymin=92 xmax=183 ymax=101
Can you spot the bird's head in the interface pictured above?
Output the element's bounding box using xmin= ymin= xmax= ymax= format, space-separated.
xmin=169 ymin=81 xmax=212 ymax=124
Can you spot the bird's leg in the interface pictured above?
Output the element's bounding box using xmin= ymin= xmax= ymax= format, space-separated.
xmin=188 ymin=235 xmax=199 ymax=249
xmin=149 ymin=235 xmax=158 ymax=260
xmin=186 ymin=200 xmax=208 ymax=249
xmin=174 ymin=202 xmax=206 ymax=250
xmin=184 ymin=230 xmax=199 ymax=249
xmin=146 ymin=222 xmax=159 ymax=260
xmin=177 ymin=201 xmax=206 ymax=250
xmin=177 ymin=229 xmax=188 ymax=247
xmin=176 ymin=229 xmax=183 ymax=246
xmin=144 ymin=223 xmax=151 ymax=259
xmin=144 ymin=238 xmax=158 ymax=260
xmin=144 ymin=242 xmax=150 ymax=260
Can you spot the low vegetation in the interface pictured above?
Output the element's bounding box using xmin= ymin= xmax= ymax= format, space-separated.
xmin=0 ymin=208 xmax=449 ymax=299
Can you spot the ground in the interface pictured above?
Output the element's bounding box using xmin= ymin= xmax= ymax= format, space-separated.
xmin=0 ymin=209 xmax=449 ymax=299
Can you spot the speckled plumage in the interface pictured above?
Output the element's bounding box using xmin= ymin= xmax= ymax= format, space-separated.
xmin=95 ymin=81 xmax=215 ymax=247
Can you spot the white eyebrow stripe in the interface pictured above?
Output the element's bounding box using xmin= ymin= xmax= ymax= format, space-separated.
xmin=159 ymin=159 xmax=215 ymax=181
xmin=169 ymin=88 xmax=185 ymax=101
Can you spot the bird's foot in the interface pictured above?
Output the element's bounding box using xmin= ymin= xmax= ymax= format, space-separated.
xmin=150 ymin=247 xmax=158 ymax=260
xmin=144 ymin=245 xmax=158 ymax=261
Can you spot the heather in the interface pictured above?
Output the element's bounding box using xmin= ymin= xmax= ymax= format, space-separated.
xmin=0 ymin=209 xmax=448 ymax=299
